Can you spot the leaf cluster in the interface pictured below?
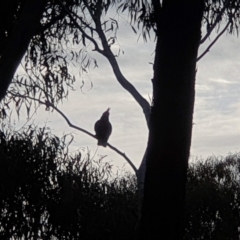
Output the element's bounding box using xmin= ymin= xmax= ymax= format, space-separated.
xmin=1 ymin=125 xmax=240 ymax=239
xmin=0 ymin=0 xmax=126 ymax=119
xmin=185 ymin=154 xmax=240 ymax=240
xmin=119 ymin=0 xmax=240 ymax=41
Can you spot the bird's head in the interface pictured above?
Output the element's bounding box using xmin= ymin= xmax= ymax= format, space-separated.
xmin=101 ymin=108 xmax=110 ymax=120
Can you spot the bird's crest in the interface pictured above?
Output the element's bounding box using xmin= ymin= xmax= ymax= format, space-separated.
xmin=101 ymin=108 xmax=110 ymax=119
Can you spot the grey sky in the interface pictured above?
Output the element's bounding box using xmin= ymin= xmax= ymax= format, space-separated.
xmin=11 ymin=20 xmax=240 ymax=173
xmin=192 ymin=30 xmax=240 ymax=160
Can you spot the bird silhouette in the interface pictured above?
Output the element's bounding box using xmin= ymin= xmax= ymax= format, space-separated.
xmin=94 ymin=108 xmax=112 ymax=147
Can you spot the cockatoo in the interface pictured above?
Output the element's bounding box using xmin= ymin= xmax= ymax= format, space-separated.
xmin=94 ymin=108 xmax=112 ymax=147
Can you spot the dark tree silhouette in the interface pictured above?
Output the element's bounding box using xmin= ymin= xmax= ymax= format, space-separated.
xmin=140 ymin=1 xmax=204 ymax=239
xmin=1 ymin=0 xmax=240 ymax=239
xmin=130 ymin=0 xmax=240 ymax=238
xmin=0 ymin=0 xmax=48 ymax=101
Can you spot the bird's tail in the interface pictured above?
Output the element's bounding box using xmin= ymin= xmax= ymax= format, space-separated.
xmin=98 ymin=140 xmax=107 ymax=147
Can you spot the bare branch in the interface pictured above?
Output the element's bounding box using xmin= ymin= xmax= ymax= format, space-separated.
xmin=94 ymin=11 xmax=151 ymax=124
xmin=107 ymin=144 xmax=138 ymax=173
xmin=9 ymin=92 xmax=137 ymax=173
xmin=197 ymin=20 xmax=231 ymax=62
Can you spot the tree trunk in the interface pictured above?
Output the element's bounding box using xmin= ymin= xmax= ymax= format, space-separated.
xmin=0 ymin=0 xmax=48 ymax=101
xmin=140 ymin=1 xmax=204 ymax=239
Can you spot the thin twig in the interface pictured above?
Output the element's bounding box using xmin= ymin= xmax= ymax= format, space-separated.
xmin=16 ymin=105 xmax=40 ymax=132
xmin=107 ymin=143 xmax=137 ymax=173
xmin=197 ymin=20 xmax=231 ymax=62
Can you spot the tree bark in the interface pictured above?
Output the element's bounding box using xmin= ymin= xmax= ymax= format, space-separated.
xmin=140 ymin=1 xmax=204 ymax=239
xmin=0 ymin=0 xmax=48 ymax=102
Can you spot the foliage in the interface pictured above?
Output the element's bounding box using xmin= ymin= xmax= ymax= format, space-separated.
xmin=185 ymin=154 xmax=240 ymax=240
xmin=2 ymin=0 xmax=240 ymax=120
xmin=0 ymin=125 xmax=138 ymax=239
xmin=0 ymin=0 xmax=125 ymax=119
xmin=1 ymin=126 xmax=240 ymax=239
xmin=1 ymin=1 xmax=240 ymax=239
xmin=120 ymin=0 xmax=240 ymax=40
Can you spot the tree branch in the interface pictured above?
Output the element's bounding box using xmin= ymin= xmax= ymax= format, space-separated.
xmin=8 ymin=92 xmax=137 ymax=173
xmin=63 ymin=4 xmax=96 ymax=34
xmin=197 ymin=20 xmax=231 ymax=62
xmin=107 ymin=144 xmax=138 ymax=173
xmin=61 ymin=0 xmax=151 ymax=125
xmin=94 ymin=10 xmax=151 ymax=124
xmin=58 ymin=0 xmax=104 ymax=54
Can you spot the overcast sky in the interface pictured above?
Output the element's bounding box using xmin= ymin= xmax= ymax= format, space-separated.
xmin=11 ymin=19 xmax=240 ymax=173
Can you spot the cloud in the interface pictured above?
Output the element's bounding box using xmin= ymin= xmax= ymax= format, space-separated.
xmin=9 ymin=19 xmax=240 ymax=171
xmin=192 ymin=31 xmax=240 ymax=159
xmin=209 ymin=78 xmax=239 ymax=84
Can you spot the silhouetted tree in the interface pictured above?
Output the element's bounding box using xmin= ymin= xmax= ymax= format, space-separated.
xmin=117 ymin=0 xmax=240 ymax=238
xmin=1 ymin=1 xmax=240 ymax=239
xmin=0 ymin=126 xmax=139 ymax=239
xmin=185 ymin=154 xmax=240 ymax=240
xmin=1 ymin=126 xmax=240 ymax=239
xmin=138 ymin=1 xmax=204 ymax=239
xmin=0 ymin=0 xmax=48 ymax=101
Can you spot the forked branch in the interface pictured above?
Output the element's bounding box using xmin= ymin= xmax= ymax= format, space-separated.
xmin=197 ymin=20 xmax=231 ymax=62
